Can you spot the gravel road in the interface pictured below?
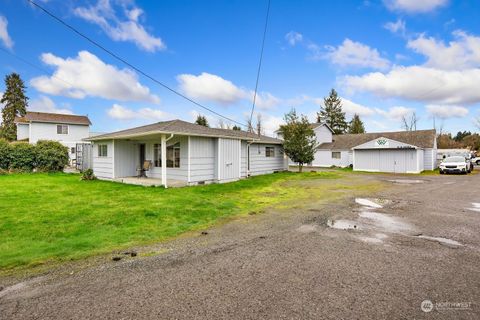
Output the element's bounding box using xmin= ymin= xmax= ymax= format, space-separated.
xmin=1 ymin=172 xmax=479 ymax=319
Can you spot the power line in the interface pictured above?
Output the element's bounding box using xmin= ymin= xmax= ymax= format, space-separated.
xmin=0 ymin=46 xmax=76 ymax=88
xmin=26 ymin=0 xmax=246 ymax=127
xmin=248 ymin=0 xmax=271 ymax=131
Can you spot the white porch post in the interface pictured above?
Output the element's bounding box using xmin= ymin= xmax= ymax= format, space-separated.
xmin=161 ymin=134 xmax=167 ymax=188
xmin=187 ymin=136 xmax=191 ymax=184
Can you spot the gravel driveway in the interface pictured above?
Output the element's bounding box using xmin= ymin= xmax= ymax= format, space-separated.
xmin=1 ymin=171 xmax=479 ymax=319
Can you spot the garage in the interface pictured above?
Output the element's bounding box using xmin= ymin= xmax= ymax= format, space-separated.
xmin=352 ymin=136 xmax=428 ymax=174
xmin=354 ymin=148 xmax=419 ymax=173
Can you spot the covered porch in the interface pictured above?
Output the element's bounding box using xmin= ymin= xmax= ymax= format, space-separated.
xmin=114 ymin=176 xmax=188 ymax=188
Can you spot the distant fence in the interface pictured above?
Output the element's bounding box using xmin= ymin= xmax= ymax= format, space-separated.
xmin=76 ymin=143 xmax=93 ymax=171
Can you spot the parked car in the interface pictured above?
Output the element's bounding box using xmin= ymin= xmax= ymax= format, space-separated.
xmin=471 ymin=156 xmax=480 ymax=166
xmin=439 ymin=156 xmax=472 ymax=174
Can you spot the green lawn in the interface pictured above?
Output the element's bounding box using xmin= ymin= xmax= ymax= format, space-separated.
xmin=0 ymin=172 xmax=381 ymax=274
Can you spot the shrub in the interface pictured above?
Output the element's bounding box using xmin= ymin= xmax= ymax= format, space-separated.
xmin=35 ymin=140 xmax=69 ymax=172
xmin=9 ymin=142 xmax=36 ymax=172
xmin=81 ymin=168 xmax=96 ymax=180
xmin=0 ymin=138 xmax=11 ymax=170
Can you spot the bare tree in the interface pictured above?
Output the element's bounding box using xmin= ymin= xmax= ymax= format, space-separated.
xmin=245 ymin=116 xmax=255 ymax=134
xmin=401 ymin=112 xmax=418 ymax=131
xmin=475 ymin=117 xmax=480 ymax=130
xmin=256 ymin=113 xmax=263 ymax=136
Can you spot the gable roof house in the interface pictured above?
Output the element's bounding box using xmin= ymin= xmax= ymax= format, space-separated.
xmin=86 ymin=119 xmax=286 ymax=187
xmin=14 ymin=111 xmax=91 ymax=162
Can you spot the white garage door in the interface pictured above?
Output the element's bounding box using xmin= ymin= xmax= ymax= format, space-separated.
xmin=355 ymin=149 xmax=417 ymax=173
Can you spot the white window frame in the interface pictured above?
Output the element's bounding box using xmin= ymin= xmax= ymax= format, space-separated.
xmin=332 ymin=151 xmax=341 ymax=159
xmin=98 ymin=144 xmax=108 ymax=157
xmin=57 ymin=124 xmax=69 ymax=135
xmin=154 ymin=143 xmax=180 ymax=168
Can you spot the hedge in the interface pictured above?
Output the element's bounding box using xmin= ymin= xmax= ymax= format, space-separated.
xmin=35 ymin=140 xmax=69 ymax=172
xmin=0 ymin=140 xmax=69 ymax=172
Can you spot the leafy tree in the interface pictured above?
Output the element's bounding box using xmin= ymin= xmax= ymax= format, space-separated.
xmin=232 ymin=125 xmax=241 ymax=131
xmin=462 ymin=134 xmax=480 ymax=151
xmin=1 ymin=73 xmax=28 ymax=141
xmin=279 ymin=109 xmax=316 ymax=172
xmin=348 ymin=114 xmax=366 ymax=134
xmin=453 ymin=130 xmax=471 ymax=142
xmin=316 ymin=89 xmax=348 ymax=134
xmin=195 ymin=115 xmax=209 ymax=127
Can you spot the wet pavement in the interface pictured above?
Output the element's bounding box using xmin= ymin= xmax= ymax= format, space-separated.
xmin=1 ymin=171 xmax=479 ymax=319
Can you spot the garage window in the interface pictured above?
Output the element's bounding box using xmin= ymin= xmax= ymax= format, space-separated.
xmin=332 ymin=152 xmax=341 ymax=159
xmin=98 ymin=144 xmax=108 ymax=157
xmin=266 ymin=146 xmax=275 ymax=157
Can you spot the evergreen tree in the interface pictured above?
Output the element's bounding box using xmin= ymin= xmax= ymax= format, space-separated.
xmin=232 ymin=125 xmax=241 ymax=131
xmin=194 ymin=115 xmax=209 ymax=127
xmin=279 ymin=109 xmax=316 ymax=173
xmin=1 ymin=73 xmax=28 ymax=141
xmin=348 ymin=114 xmax=366 ymax=134
xmin=316 ymin=89 xmax=348 ymax=134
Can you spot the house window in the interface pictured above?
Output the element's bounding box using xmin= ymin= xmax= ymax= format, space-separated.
xmin=57 ymin=124 xmax=69 ymax=134
xmin=71 ymin=147 xmax=76 ymax=154
xmin=98 ymin=144 xmax=108 ymax=157
xmin=154 ymin=143 xmax=180 ymax=168
xmin=266 ymin=146 xmax=275 ymax=157
xmin=332 ymin=152 xmax=341 ymax=159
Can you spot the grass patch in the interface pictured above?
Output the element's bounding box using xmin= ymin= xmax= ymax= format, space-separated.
xmin=0 ymin=171 xmax=381 ymax=274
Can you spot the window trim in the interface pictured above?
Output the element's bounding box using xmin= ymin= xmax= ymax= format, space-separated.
xmin=154 ymin=142 xmax=180 ymax=168
xmin=331 ymin=151 xmax=341 ymax=159
xmin=56 ymin=124 xmax=69 ymax=135
xmin=265 ymin=146 xmax=275 ymax=158
xmin=98 ymin=144 xmax=108 ymax=157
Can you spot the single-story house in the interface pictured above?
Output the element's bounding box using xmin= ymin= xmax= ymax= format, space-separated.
xmin=314 ymin=128 xmax=437 ymax=173
xmin=86 ymin=119 xmax=287 ymax=187
xmin=15 ymin=111 xmax=91 ymax=163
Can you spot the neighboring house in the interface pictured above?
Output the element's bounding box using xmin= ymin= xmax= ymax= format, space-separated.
xmin=14 ymin=111 xmax=91 ymax=163
xmin=86 ymin=119 xmax=287 ymax=187
xmin=278 ymin=123 xmax=437 ymax=173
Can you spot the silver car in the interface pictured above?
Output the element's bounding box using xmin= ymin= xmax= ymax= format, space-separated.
xmin=439 ymin=156 xmax=472 ymax=174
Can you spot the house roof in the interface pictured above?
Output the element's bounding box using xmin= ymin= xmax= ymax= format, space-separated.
xmin=15 ymin=112 xmax=91 ymax=125
xmin=87 ymin=119 xmax=283 ymax=144
xmin=317 ymin=129 xmax=436 ymax=150
xmin=310 ymin=122 xmax=334 ymax=133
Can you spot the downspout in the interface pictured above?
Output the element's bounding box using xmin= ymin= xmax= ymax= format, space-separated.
xmin=246 ymin=140 xmax=254 ymax=177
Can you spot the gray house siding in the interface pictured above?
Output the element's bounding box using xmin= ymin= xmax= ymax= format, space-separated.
xmin=423 ymin=148 xmax=437 ymax=170
xmin=249 ymin=143 xmax=286 ymax=176
xmin=114 ymin=140 xmax=138 ymax=178
xmin=189 ymin=136 xmax=216 ymax=183
xmin=241 ymin=141 xmax=248 ymax=178
xmin=92 ymin=140 xmax=114 ymax=179
xmin=314 ymin=125 xmax=333 ymax=145
xmin=313 ymin=149 xmax=351 ymax=167
xmin=354 ymin=149 xmax=421 ymax=173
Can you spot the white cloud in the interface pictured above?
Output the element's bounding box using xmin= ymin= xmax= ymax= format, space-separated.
xmin=325 ymin=39 xmax=390 ymax=70
xmin=287 ymin=95 xmax=376 ymax=118
xmin=426 ymin=104 xmax=469 ymax=119
xmin=407 ymin=31 xmax=480 ymax=70
xmin=342 ymin=65 xmax=480 ymax=105
xmin=177 ymin=72 xmax=280 ymax=110
xmin=107 ymin=104 xmax=167 ymax=121
xmin=375 ymin=106 xmax=415 ymax=120
xmin=177 ymin=72 xmax=245 ymax=105
xmin=384 ymin=0 xmax=448 ymax=13
xmin=0 ymin=15 xmax=13 ymax=49
xmin=29 ymin=95 xmax=73 ymax=114
xmin=74 ymin=0 xmax=165 ymax=52
xmin=31 ymin=51 xmax=160 ymax=103
xmin=285 ymin=31 xmax=303 ymax=46
xmin=384 ymin=19 xmax=406 ymax=35
xmin=259 ymin=113 xmax=284 ymax=136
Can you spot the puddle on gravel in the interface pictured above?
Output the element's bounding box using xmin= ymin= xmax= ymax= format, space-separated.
xmin=388 ymin=179 xmax=424 ymax=184
xmin=327 ymin=219 xmax=360 ymax=230
xmin=359 ymin=211 xmax=413 ymax=232
xmin=297 ymin=224 xmax=318 ymax=233
xmin=355 ymin=198 xmax=383 ymax=208
xmin=416 ymin=235 xmax=463 ymax=247
xmin=467 ymin=203 xmax=480 ymax=212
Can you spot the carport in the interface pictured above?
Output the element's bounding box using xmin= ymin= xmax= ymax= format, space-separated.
xmin=353 ymin=137 xmax=424 ymax=173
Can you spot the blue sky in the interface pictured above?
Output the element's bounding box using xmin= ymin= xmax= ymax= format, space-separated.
xmin=1 ymin=0 xmax=479 ymax=135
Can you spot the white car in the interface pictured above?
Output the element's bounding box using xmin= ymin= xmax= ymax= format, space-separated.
xmin=439 ymin=156 xmax=472 ymax=174
xmin=471 ymin=156 xmax=480 ymax=166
